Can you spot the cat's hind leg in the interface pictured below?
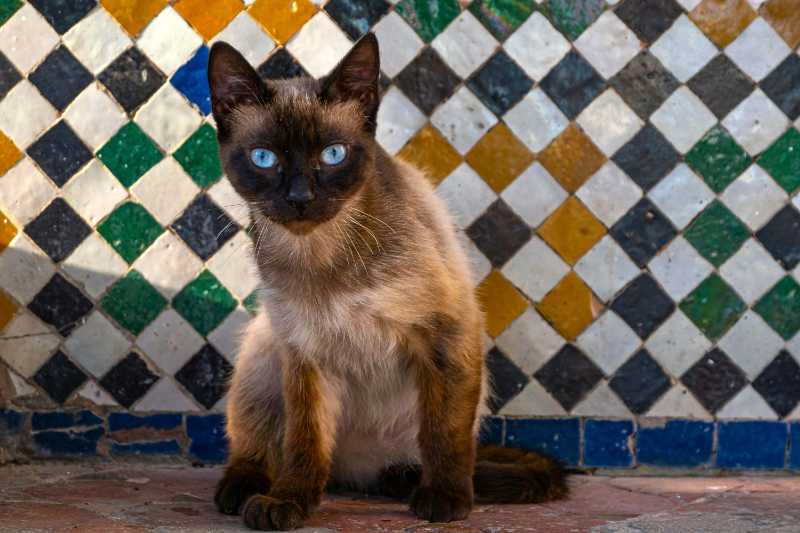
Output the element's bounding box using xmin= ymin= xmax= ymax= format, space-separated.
xmin=215 ymin=458 xmax=272 ymax=515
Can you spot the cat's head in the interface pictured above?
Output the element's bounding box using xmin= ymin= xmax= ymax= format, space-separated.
xmin=208 ymin=35 xmax=381 ymax=234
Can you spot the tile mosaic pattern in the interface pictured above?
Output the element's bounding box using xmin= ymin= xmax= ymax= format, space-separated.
xmin=0 ymin=0 xmax=800 ymax=439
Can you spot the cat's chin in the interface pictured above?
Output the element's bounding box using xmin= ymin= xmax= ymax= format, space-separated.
xmin=282 ymin=219 xmax=321 ymax=235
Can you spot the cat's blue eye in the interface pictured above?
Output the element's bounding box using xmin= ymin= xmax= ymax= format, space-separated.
xmin=321 ymin=143 xmax=347 ymax=165
xmin=250 ymin=148 xmax=277 ymax=169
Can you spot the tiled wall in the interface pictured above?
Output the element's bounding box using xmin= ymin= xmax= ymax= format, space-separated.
xmin=1 ymin=0 xmax=800 ymax=468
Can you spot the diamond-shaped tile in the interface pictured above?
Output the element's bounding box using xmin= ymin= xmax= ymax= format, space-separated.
xmin=504 ymin=11 xmax=570 ymax=82
xmin=502 ymin=236 xmax=569 ymax=302
xmin=724 ymin=17 xmax=791 ymax=82
xmin=469 ymin=0 xmax=536 ymax=41
xmin=609 ymin=349 xmax=671 ymax=414
xmin=574 ymin=11 xmax=640 ymax=79
xmin=207 ymin=178 xmax=249 ymax=227
xmin=0 ymin=311 xmax=60 ymax=377
xmin=100 ymin=270 xmax=167 ymax=335
xmin=395 ymin=0 xmax=459 ymax=42
xmin=540 ymin=50 xmax=607 ymax=119
xmin=485 ymin=346 xmax=530 ymax=412
xmin=754 ymin=276 xmax=800 ymax=340
xmin=62 ymin=233 xmax=127 ymax=299
xmin=753 ymin=350 xmax=800 ymax=418
xmin=720 ymin=164 xmax=787 ymax=231
xmin=285 ymin=12 xmax=352 ymax=79
xmin=63 ymin=83 xmax=128 ymax=151
xmin=397 ymin=124 xmax=461 ymax=186
xmin=612 ymin=125 xmax=680 ymax=192
xmin=431 ymin=86 xmax=498 ymax=155
xmin=175 ymin=344 xmax=232 ymax=409
xmin=477 ymin=270 xmax=529 ymax=338
xmin=464 ymin=123 xmax=533 ymax=193
xmin=649 ymin=236 xmax=714 ymax=301
xmin=174 ymin=0 xmax=241 ymax=40
xmin=27 ymin=273 xmax=93 ymax=336
xmin=33 ymin=351 xmax=87 ymax=404
xmin=0 ymin=234 xmax=56 ymax=305
xmin=681 ymin=347 xmax=747 ymax=413
xmin=64 ymin=311 xmax=130 ymax=378
xmin=395 ymin=48 xmax=459 ymax=116
xmin=101 ymin=0 xmax=166 ymax=36
xmin=542 ymin=0 xmax=605 ymax=40
xmin=431 ymin=10 xmax=497 ymax=79
xmin=610 ymin=198 xmax=677 ymax=267
xmin=687 ymin=54 xmax=755 ymax=121
xmin=467 ymin=199 xmax=531 ymax=267
xmin=689 ymin=0 xmax=756 ymax=48
xmin=680 ymin=273 xmax=747 ymax=341
xmin=718 ymin=310 xmax=784 ymax=379
xmin=572 ymin=380 xmax=633 ymax=417
xmin=436 ymin=163 xmax=497 ymax=229
xmin=0 ymin=80 xmax=58 ymax=149
xmin=173 ymin=270 xmax=238 ymax=337
xmin=722 ymin=89 xmax=789 ymax=156
xmin=576 ymin=162 xmax=643 ymax=228
xmin=611 ymin=273 xmax=675 ymax=339
xmin=257 ymin=48 xmax=308 ymax=79
xmin=536 ymin=271 xmax=601 ymax=341
xmin=100 ymin=352 xmax=159 ymax=408
xmin=0 ymin=158 xmax=55 ymax=227
xmin=212 ymin=12 xmax=276 ymax=68
xmin=534 ymin=343 xmax=604 ymax=411
xmin=761 ymin=0 xmax=800 ymax=49
xmin=538 ymin=124 xmax=606 ymax=193
xmin=324 ymin=0 xmax=389 ymax=40
xmin=170 ymin=45 xmax=212 ymax=115
xmin=136 ymin=309 xmax=205 ymax=374
xmin=615 ymin=0 xmax=683 ymax=43
xmin=645 ymin=310 xmax=711 ymax=376
xmin=134 ymin=85 xmax=202 ymax=152
xmin=503 ymin=88 xmax=568 ymax=154
xmin=651 ymin=86 xmax=717 ymax=154
xmin=61 ymin=6 xmax=132 ymax=75
xmin=375 ymin=87 xmax=426 ymax=155
xmin=577 ymin=89 xmax=644 ymax=156
xmin=756 ymin=205 xmax=800 ymax=270
xmin=173 ymin=124 xmax=222 ymax=188
xmin=0 ymin=130 xmax=21 ymax=177
xmin=132 ymin=232 xmax=204 ymax=300
xmin=28 ymin=0 xmax=96 ymax=34
xmin=495 ymin=308 xmax=565 ymax=375
xmin=27 ymin=121 xmax=92 ymax=188
xmin=649 ymin=15 xmax=717 ymax=83
xmin=24 ymin=198 xmax=91 ymax=263
xmin=760 ymin=57 xmax=800 ymax=125
xmin=758 ymin=128 xmax=800 ymax=194
xmin=62 ymin=160 xmax=128 ymax=229
xmin=98 ymin=122 xmax=163 ymax=188
xmin=370 ymin=10 xmax=423 ymax=78
xmin=647 ymin=163 xmax=715 ymax=230
xmin=610 ymin=51 xmax=680 ymax=121
xmin=0 ymin=4 xmax=59 ymax=74
xmin=137 ymin=6 xmax=203 ymax=76
xmin=538 ymin=197 xmax=606 ymax=265
xmin=0 ymin=209 xmax=16 ymax=254
xmin=171 ymin=194 xmax=239 ymax=261
xmin=206 ymin=232 xmax=258 ymax=301
xmin=0 ymin=289 xmax=17 ymax=332
xmin=684 ymin=200 xmax=749 ymax=267
xmin=99 ymin=47 xmax=166 ymax=114
xmin=500 ymin=162 xmax=567 ymax=228
xmin=577 ymin=311 xmax=640 ymax=375
xmin=685 ymin=126 xmax=751 ymax=193
xmin=29 ymin=46 xmax=93 ymax=112
xmin=719 ymin=239 xmax=784 ymax=305
xmin=0 ymin=51 xmax=22 ymax=101
xmin=467 ymin=51 xmax=532 ymax=117
xmin=248 ymin=0 xmax=317 ymax=45
xmin=574 ymin=235 xmax=640 ymax=302
xmin=207 ymin=309 xmax=249 ymax=362
xmin=133 ymin=377 xmax=197 ymax=411
xmin=130 ymin=159 xmax=200 ymax=227
xmin=97 ymin=201 xmax=164 ymax=264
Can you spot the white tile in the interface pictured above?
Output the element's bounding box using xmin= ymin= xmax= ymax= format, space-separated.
xmin=648 ymin=163 xmax=714 ymax=229
xmin=132 ymin=232 xmax=203 ymax=299
xmin=651 ymin=87 xmax=717 ymax=153
xmin=371 ymin=11 xmax=424 ymax=77
xmin=717 ymin=311 xmax=784 ymax=379
xmin=375 ymin=87 xmax=426 ymax=154
xmin=62 ymin=233 xmax=127 ymax=299
xmin=716 ymin=385 xmax=778 ymax=419
xmin=645 ymin=384 xmax=712 ymax=419
xmin=206 ymin=231 xmax=259 ymax=300
xmin=0 ymin=4 xmax=59 ymax=74
xmin=650 ymin=15 xmax=717 ymax=82
xmin=571 ymin=380 xmax=632 ymax=417
xmin=501 ymin=162 xmax=567 ymax=228
xmin=436 ymin=163 xmax=497 ymax=228
xmin=208 ymin=309 xmax=250 ymax=363
xmin=134 ymin=85 xmax=203 ymax=152
xmin=721 ymin=165 xmax=787 ymax=231
xmin=499 ymin=381 xmax=567 ymax=416
xmin=211 ymin=12 xmax=275 ymax=67
xmin=0 ymin=235 xmax=55 ymax=304
xmin=0 ymin=311 xmax=59 ymax=378
xmin=577 ymin=311 xmax=640 ymax=375
xmin=431 ymin=11 xmax=497 ymax=78
xmin=0 ymin=158 xmax=56 ymax=226
xmin=503 ymin=88 xmax=567 ymax=152
xmin=286 ymin=12 xmax=352 ymax=78
xmin=721 ymin=239 xmax=784 ymax=305
xmin=495 ymin=309 xmax=565 ymax=375
xmin=77 ymin=380 xmax=118 ymax=406
xmin=504 ymin=12 xmax=570 ymax=81
xmin=62 ymin=7 xmax=132 ymax=74
xmin=577 ymin=161 xmax=642 ymax=227
xmin=648 ymin=236 xmax=713 ymax=301
xmin=645 ymin=311 xmax=711 ymax=377
xmin=458 ymin=231 xmax=491 ymax=283
xmin=63 ymin=83 xmax=127 ymax=150
xmin=133 ymin=377 xmax=199 ymax=412
xmin=725 ymin=17 xmax=791 ymax=82
xmin=722 ymin=90 xmax=789 ymax=156
xmin=574 ymin=235 xmax=639 ymax=302
xmin=138 ymin=6 xmax=203 ymax=76
xmin=577 ymin=89 xmax=644 ymax=156
xmin=501 ymin=236 xmax=569 ymax=301
xmin=6 ymin=369 xmax=36 ymax=398
xmin=63 ymin=311 xmax=130 ymax=377
xmin=207 ymin=178 xmax=250 ymax=227
xmin=130 ymin=159 xmax=201 ymax=226
xmin=574 ymin=11 xmax=640 ymax=79
xmin=431 ymin=87 xmax=498 ymax=154
xmin=62 ymin=161 xmax=128 ymax=226
xmin=136 ymin=309 xmax=205 ymax=374
xmin=0 ymin=80 xmax=58 ymax=148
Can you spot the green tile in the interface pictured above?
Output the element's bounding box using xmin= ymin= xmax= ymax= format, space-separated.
xmin=758 ymin=128 xmax=800 ymax=194
xmin=101 ymin=270 xmax=167 ymax=335
xmin=173 ymin=270 xmax=237 ymax=336
xmin=754 ymin=276 xmax=800 ymax=340
xmin=542 ymin=0 xmax=605 ymax=40
xmin=97 ymin=201 xmax=164 ymax=264
xmin=684 ymin=201 xmax=749 ymax=267
xmin=0 ymin=0 xmax=22 ymax=26
xmin=685 ymin=126 xmax=751 ymax=193
xmin=242 ymin=290 xmax=260 ymax=315
xmin=468 ymin=0 xmax=536 ymax=40
xmin=173 ymin=124 xmax=223 ymax=188
xmin=98 ymin=123 xmax=163 ymax=187
xmin=395 ymin=0 xmax=461 ymax=42
xmin=680 ymin=274 xmax=746 ymax=341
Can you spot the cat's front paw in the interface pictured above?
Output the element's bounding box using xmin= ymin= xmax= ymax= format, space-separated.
xmin=410 ymin=482 xmax=473 ymax=523
xmin=215 ymin=469 xmax=270 ymax=515
xmin=242 ymin=495 xmax=305 ymax=530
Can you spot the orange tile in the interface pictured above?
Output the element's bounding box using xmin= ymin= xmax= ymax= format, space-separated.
xmin=690 ymin=0 xmax=757 ymax=47
xmin=0 ymin=209 xmax=17 ymax=253
xmin=761 ymin=0 xmax=800 ymax=48
xmin=101 ymin=0 xmax=167 ymax=36
xmin=477 ymin=270 xmax=529 ymax=338
xmin=175 ymin=0 xmax=243 ymax=40
xmin=537 ymin=124 xmax=606 ymax=193
xmin=538 ymin=197 xmax=606 ymax=265
xmin=0 ymin=131 xmax=21 ymax=176
xmin=465 ymin=123 xmax=534 ymax=193
xmin=397 ymin=124 xmax=462 ymax=186
xmin=536 ymin=272 xmax=602 ymax=340
xmin=0 ymin=290 xmax=17 ymax=333
xmin=248 ymin=0 xmax=316 ymax=45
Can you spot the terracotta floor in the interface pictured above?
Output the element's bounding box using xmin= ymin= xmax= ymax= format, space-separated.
xmin=1 ymin=462 xmax=799 ymax=532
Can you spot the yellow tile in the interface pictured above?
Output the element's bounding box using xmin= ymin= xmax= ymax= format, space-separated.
xmin=101 ymin=0 xmax=167 ymax=36
xmin=0 ymin=290 xmax=17 ymax=333
xmin=397 ymin=124 xmax=462 ymax=186
xmin=761 ymin=0 xmax=800 ymax=48
xmin=536 ymin=272 xmax=601 ymax=341
xmin=248 ymin=0 xmax=316 ymax=45
xmin=538 ymin=124 xmax=606 ymax=193
xmin=0 ymin=131 xmax=21 ymax=176
xmin=0 ymin=210 xmax=17 ymax=253
xmin=465 ymin=123 xmax=534 ymax=193
xmin=690 ymin=0 xmax=757 ymax=47
xmin=477 ymin=270 xmax=529 ymax=338
xmin=175 ymin=0 xmax=243 ymax=40
xmin=538 ymin=197 xmax=606 ymax=265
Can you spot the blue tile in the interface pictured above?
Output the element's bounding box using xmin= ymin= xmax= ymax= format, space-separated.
xmin=717 ymin=421 xmax=787 ymax=469
xmin=0 ymin=409 xmax=24 ymax=433
xmin=111 ymin=440 xmax=182 ymax=456
xmin=479 ymin=416 xmax=504 ymax=445
xmin=637 ymin=420 xmax=713 ymax=467
xmin=584 ymin=420 xmax=634 ymax=468
xmin=32 ymin=410 xmax=102 ymax=431
xmin=505 ymin=418 xmax=580 ymax=466
xmin=187 ymin=414 xmax=227 ymax=463
xmin=790 ymin=423 xmax=800 ymax=470
xmin=109 ymin=413 xmax=181 ymax=432
xmin=34 ymin=427 xmax=104 ymax=456
xmin=171 ymin=46 xmax=211 ymax=115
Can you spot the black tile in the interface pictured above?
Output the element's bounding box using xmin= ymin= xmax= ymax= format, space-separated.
xmin=175 ymin=344 xmax=232 ymax=409
xmin=756 ymin=205 xmax=800 ymax=270
xmin=611 ymin=274 xmax=675 ymax=339
xmin=394 ymin=48 xmax=461 ymax=115
xmin=681 ymin=348 xmax=747 ymax=414
xmin=753 ymin=351 xmax=800 ymax=418
xmin=466 ymin=199 xmax=532 ymax=267
xmin=688 ymin=55 xmax=755 ymax=120
xmin=610 ymin=198 xmax=677 ymax=267
xmin=171 ymin=194 xmax=239 ymax=260
xmin=610 ymin=51 xmax=680 ymax=120
xmin=486 ymin=346 xmax=530 ymax=413
xmin=33 ymin=351 xmax=87 ymax=404
xmin=0 ymin=51 xmax=21 ymax=101
xmin=534 ymin=344 xmax=604 ymax=411
xmin=26 ymin=121 xmax=92 ymax=187
xmin=467 ymin=51 xmax=532 ymax=116
xmin=612 ymin=125 xmax=680 ymax=191
xmin=98 ymin=47 xmax=165 ymax=113
xmin=760 ymin=55 xmax=800 ymax=121
xmin=609 ymin=349 xmax=671 ymax=414
xmin=28 ymin=0 xmax=96 ymax=34
xmin=100 ymin=353 xmax=159 ymax=408
xmin=29 ymin=46 xmax=93 ymax=111
xmin=24 ymin=198 xmax=91 ymax=263
xmin=615 ymin=0 xmax=683 ymax=44
xmin=257 ymin=48 xmax=308 ymax=79
xmin=540 ymin=50 xmax=606 ymax=119
xmin=324 ymin=0 xmax=390 ymax=40
xmin=27 ymin=274 xmax=93 ymax=336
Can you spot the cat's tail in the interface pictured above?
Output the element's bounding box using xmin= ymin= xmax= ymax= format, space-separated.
xmin=472 ymin=445 xmax=568 ymax=503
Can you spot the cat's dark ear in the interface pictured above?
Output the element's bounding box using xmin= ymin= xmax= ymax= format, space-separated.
xmin=208 ymin=42 xmax=272 ymax=139
xmin=320 ymin=33 xmax=380 ymax=133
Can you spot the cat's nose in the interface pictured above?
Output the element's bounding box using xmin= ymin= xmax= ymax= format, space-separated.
xmin=286 ymin=175 xmax=315 ymax=208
